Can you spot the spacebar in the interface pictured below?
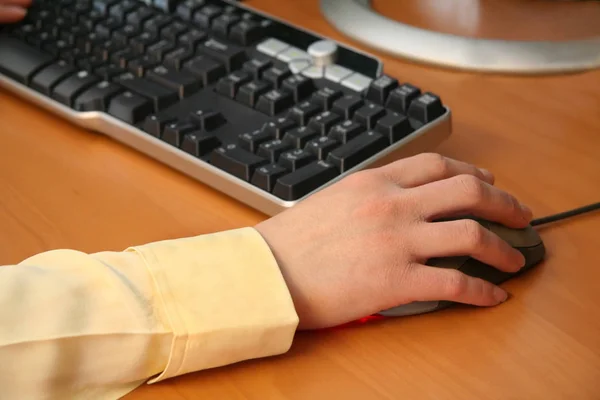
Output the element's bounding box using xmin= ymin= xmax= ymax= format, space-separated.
xmin=0 ymin=37 xmax=54 ymax=84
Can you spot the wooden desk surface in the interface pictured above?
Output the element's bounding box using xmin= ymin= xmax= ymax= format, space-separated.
xmin=1 ymin=1 xmax=600 ymax=399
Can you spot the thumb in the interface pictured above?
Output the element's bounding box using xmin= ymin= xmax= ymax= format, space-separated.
xmin=403 ymin=265 xmax=508 ymax=307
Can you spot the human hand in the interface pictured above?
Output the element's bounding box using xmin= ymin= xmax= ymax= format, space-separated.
xmin=255 ymin=153 xmax=533 ymax=330
xmin=0 ymin=0 xmax=30 ymax=24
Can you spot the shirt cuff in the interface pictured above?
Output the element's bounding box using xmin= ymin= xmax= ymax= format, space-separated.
xmin=127 ymin=227 xmax=299 ymax=382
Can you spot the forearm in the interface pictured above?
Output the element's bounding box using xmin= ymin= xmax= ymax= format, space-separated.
xmin=0 ymin=227 xmax=298 ymax=399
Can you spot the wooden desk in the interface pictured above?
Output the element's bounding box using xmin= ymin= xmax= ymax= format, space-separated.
xmin=1 ymin=1 xmax=600 ymax=399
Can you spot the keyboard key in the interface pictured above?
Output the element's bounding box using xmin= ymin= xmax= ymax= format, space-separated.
xmin=93 ymin=0 xmax=118 ymax=15
xmin=251 ymin=164 xmax=288 ymax=192
xmin=407 ymin=93 xmax=445 ymax=123
xmin=107 ymin=91 xmax=153 ymax=124
xmin=243 ymin=58 xmax=272 ymax=80
xmin=146 ymin=39 xmax=175 ymax=61
xmin=305 ymin=136 xmax=338 ymax=160
xmin=257 ymin=38 xmax=289 ymax=57
xmin=144 ymin=14 xmax=173 ymax=34
xmin=235 ymin=80 xmax=272 ymax=107
xmin=212 ymin=13 xmax=240 ymax=37
xmin=76 ymin=55 xmax=105 ymax=72
xmin=365 ymin=75 xmax=398 ymax=105
xmin=216 ymin=70 xmax=252 ymax=98
xmin=143 ymin=114 xmax=176 ymax=138
xmin=127 ymin=55 xmax=158 ymax=77
xmin=177 ymin=29 xmax=207 ymax=50
xmin=262 ymin=66 xmax=291 ymax=88
xmin=183 ymin=56 xmax=226 ymax=85
xmin=162 ymin=121 xmax=198 ymax=147
xmin=31 ymin=60 xmax=76 ymax=95
xmin=278 ymin=149 xmax=316 ymax=171
xmin=197 ymin=38 xmax=247 ymax=72
xmin=94 ymin=64 xmax=125 ymax=80
xmin=193 ymin=4 xmax=223 ymax=29
xmin=331 ymin=94 xmax=364 ymax=119
xmin=255 ymin=89 xmax=294 ymax=116
xmin=161 ymin=21 xmax=189 ymax=41
xmin=108 ymin=0 xmax=138 ymax=21
xmin=130 ymin=32 xmax=158 ymax=54
xmin=52 ymin=70 xmax=101 ymax=107
xmin=111 ymin=49 xmax=137 ymax=68
xmin=273 ymin=161 xmax=338 ymax=200
xmin=126 ymin=7 xmax=155 ymax=28
xmin=327 ymin=131 xmax=388 ymax=172
xmin=282 ymin=74 xmax=314 ymax=102
xmin=95 ymin=17 xmax=123 ymax=38
xmin=341 ymin=72 xmax=372 ymax=93
xmin=238 ymin=129 xmax=273 ymax=153
xmin=117 ymin=77 xmax=179 ymax=111
xmin=189 ymin=109 xmax=226 ymax=131
xmin=353 ymin=103 xmax=386 ymax=130
xmin=374 ymin=111 xmax=413 ymax=143
xmin=73 ymin=80 xmax=123 ymax=111
xmin=261 ymin=117 xmax=297 ymax=139
xmin=181 ymin=131 xmax=220 ymax=157
xmin=0 ymin=37 xmax=54 ymax=84
xmin=146 ymin=66 xmax=202 ymax=98
xmin=282 ymin=126 xmax=319 ymax=149
xmin=113 ymin=24 xmax=140 ymax=47
xmin=386 ymin=83 xmax=421 ymax=114
xmin=257 ymin=139 xmax=293 ymax=163
xmin=154 ymin=0 xmax=179 ymax=12
xmin=230 ymin=20 xmax=264 ymax=46
xmin=307 ymin=111 xmax=343 ymax=136
xmin=210 ymin=144 xmax=267 ymax=181
xmin=311 ymin=87 xmax=343 ymax=111
xmin=176 ymin=0 xmax=206 ymax=20
xmin=328 ymin=120 xmax=365 ymax=143
xmin=287 ymin=101 xmax=321 ymax=126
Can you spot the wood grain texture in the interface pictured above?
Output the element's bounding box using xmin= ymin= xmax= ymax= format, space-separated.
xmin=373 ymin=0 xmax=600 ymax=40
xmin=1 ymin=0 xmax=600 ymax=399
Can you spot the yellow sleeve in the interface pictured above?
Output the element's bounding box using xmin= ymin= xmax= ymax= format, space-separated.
xmin=0 ymin=227 xmax=299 ymax=400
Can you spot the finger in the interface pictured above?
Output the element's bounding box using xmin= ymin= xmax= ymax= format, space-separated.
xmin=0 ymin=0 xmax=31 ymax=6
xmin=379 ymin=153 xmax=494 ymax=188
xmin=412 ymin=220 xmax=525 ymax=272
xmin=412 ymin=174 xmax=532 ymax=228
xmin=0 ymin=5 xmax=27 ymax=23
xmin=404 ymin=264 xmax=508 ymax=307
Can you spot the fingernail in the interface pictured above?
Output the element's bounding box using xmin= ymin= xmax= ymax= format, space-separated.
xmin=480 ymin=168 xmax=494 ymax=182
xmin=521 ymin=203 xmax=533 ymax=220
xmin=518 ymin=251 xmax=527 ymax=269
xmin=493 ymin=287 xmax=508 ymax=303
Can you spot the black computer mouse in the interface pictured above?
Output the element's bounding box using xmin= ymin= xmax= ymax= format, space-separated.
xmin=377 ymin=219 xmax=546 ymax=317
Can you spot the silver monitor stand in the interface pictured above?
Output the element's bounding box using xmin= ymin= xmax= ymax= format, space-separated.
xmin=320 ymin=0 xmax=600 ymax=74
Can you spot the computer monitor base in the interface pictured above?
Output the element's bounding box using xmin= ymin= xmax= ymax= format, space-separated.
xmin=320 ymin=0 xmax=600 ymax=74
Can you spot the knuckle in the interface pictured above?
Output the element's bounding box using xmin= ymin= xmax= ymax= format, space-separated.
xmin=425 ymin=153 xmax=450 ymax=177
xmin=455 ymin=174 xmax=485 ymax=202
xmin=460 ymin=219 xmax=487 ymax=247
xmin=446 ymin=271 xmax=469 ymax=299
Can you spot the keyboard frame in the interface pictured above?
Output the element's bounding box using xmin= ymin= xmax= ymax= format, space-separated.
xmin=0 ymin=0 xmax=452 ymax=216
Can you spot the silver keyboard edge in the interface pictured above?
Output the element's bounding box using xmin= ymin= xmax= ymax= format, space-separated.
xmin=320 ymin=0 xmax=600 ymax=74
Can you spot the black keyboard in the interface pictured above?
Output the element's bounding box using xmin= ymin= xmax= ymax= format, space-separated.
xmin=0 ymin=0 xmax=452 ymax=215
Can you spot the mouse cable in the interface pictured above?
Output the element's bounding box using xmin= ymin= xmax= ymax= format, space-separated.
xmin=531 ymin=202 xmax=600 ymax=226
